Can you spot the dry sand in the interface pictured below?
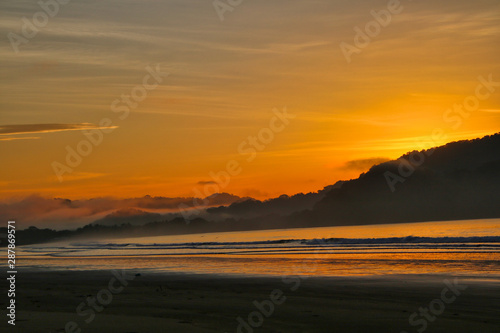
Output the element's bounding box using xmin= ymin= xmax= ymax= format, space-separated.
xmin=2 ymin=270 xmax=500 ymax=333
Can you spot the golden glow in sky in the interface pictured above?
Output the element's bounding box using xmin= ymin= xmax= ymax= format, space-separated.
xmin=0 ymin=0 xmax=499 ymax=200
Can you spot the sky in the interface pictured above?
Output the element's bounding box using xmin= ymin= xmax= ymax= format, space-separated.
xmin=1 ymin=0 xmax=499 ymax=201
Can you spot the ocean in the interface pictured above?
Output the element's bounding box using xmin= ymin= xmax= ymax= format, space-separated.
xmin=17 ymin=218 xmax=500 ymax=278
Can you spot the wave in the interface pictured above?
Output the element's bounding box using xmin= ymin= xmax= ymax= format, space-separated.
xmin=62 ymin=236 xmax=500 ymax=250
xmin=302 ymin=236 xmax=500 ymax=245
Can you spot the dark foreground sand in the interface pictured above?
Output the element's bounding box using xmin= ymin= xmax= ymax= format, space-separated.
xmin=2 ymin=270 xmax=500 ymax=333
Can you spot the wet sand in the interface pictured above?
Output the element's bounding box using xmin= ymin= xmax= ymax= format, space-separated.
xmin=3 ymin=270 xmax=500 ymax=333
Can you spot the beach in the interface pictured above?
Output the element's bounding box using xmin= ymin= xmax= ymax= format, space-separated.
xmin=6 ymin=219 xmax=500 ymax=332
xmin=5 ymin=270 xmax=500 ymax=333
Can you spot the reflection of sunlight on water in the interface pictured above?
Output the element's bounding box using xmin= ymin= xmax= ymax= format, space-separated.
xmin=17 ymin=253 xmax=500 ymax=277
xmin=16 ymin=218 xmax=500 ymax=277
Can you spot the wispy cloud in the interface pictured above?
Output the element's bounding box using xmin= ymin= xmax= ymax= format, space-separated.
xmin=341 ymin=158 xmax=391 ymax=171
xmin=197 ymin=180 xmax=218 ymax=185
xmin=0 ymin=123 xmax=117 ymax=135
xmin=50 ymin=172 xmax=108 ymax=182
xmin=0 ymin=123 xmax=118 ymax=141
xmin=0 ymin=136 xmax=40 ymax=141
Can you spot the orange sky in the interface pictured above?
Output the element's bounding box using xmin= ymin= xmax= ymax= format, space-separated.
xmin=1 ymin=0 xmax=499 ymax=200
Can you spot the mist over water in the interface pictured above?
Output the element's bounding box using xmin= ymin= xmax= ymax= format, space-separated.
xmin=18 ymin=219 xmax=500 ymax=277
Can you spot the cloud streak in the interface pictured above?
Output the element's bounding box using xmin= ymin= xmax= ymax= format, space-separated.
xmin=0 ymin=123 xmax=118 ymax=141
xmin=342 ymin=158 xmax=391 ymax=171
xmin=0 ymin=136 xmax=40 ymax=141
xmin=197 ymin=180 xmax=218 ymax=185
xmin=0 ymin=123 xmax=117 ymax=135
